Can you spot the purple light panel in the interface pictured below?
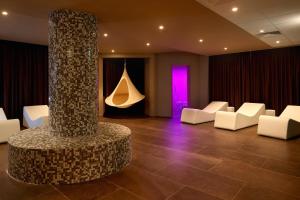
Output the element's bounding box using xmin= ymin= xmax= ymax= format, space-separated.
xmin=172 ymin=65 xmax=189 ymax=118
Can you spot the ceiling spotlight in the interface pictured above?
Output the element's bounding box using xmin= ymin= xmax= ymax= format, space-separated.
xmin=276 ymin=40 xmax=280 ymax=44
xmin=231 ymin=7 xmax=238 ymax=12
xmin=111 ymin=49 xmax=115 ymax=53
xmin=103 ymin=33 xmax=108 ymax=37
xmin=146 ymin=42 xmax=151 ymax=46
xmin=199 ymin=39 xmax=204 ymax=43
xmin=259 ymin=29 xmax=265 ymax=33
xmin=158 ymin=25 xmax=164 ymax=30
xmin=224 ymin=47 xmax=228 ymax=51
xmin=1 ymin=11 xmax=8 ymax=16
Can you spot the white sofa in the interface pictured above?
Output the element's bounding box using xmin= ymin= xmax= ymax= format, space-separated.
xmin=0 ymin=108 xmax=20 ymax=143
xmin=257 ymin=105 xmax=300 ymax=139
xmin=214 ymin=103 xmax=265 ymax=131
xmin=23 ymin=105 xmax=49 ymax=128
xmin=181 ymin=101 xmax=229 ymax=124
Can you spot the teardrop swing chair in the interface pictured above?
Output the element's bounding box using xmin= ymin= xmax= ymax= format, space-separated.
xmin=105 ymin=59 xmax=145 ymax=108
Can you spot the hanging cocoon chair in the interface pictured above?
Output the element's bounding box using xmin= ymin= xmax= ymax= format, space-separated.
xmin=105 ymin=66 xmax=145 ymax=108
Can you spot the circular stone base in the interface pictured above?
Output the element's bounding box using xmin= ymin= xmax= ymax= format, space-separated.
xmin=7 ymin=122 xmax=131 ymax=184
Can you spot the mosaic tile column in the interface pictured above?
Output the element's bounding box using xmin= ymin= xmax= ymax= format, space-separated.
xmin=49 ymin=9 xmax=98 ymax=137
xmin=8 ymin=9 xmax=132 ymax=185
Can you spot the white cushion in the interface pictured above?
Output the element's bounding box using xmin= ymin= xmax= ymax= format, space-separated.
xmin=0 ymin=108 xmax=20 ymax=143
xmin=181 ymin=101 xmax=228 ymax=124
xmin=214 ymin=102 xmax=265 ymax=131
xmin=23 ymin=105 xmax=49 ymax=128
xmin=0 ymin=108 xmax=7 ymax=121
xmin=280 ymin=105 xmax=300 ymax=121
xmin=258 ymin=105 xmax=300 ymax=140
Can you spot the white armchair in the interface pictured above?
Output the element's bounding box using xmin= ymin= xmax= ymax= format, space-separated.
xmin=214 ymin=103 xmax=265 ymax=131
xmin=257 ymin=105 xmax=300 ymax=139
xmin=23 ymin=105 xmax=49 ymax=128
xmin=181 ymin=101 xmax=228 ymax=124
xmin=0 ymin=108 xmax=20 ymax=143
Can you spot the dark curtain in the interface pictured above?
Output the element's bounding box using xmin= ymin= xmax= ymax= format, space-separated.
xmin=209 ymin=46 xmax=300 ymax=114
xmin=0 ymin=40 xmax=48 ymax=121
xmin=103 ymin=58 xmax=145 ymax=117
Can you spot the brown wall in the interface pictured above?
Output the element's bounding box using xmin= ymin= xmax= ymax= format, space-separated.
xmin=155 ymin=52 xmax=209 ymax=117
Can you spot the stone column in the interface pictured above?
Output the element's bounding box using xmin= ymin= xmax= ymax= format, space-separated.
xmin=49 ymin=9 xmax=98 ymax=137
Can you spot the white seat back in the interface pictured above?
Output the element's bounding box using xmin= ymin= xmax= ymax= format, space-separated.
xmin=0 ymin=108 xmax=7 ymax=121
xmin=23 ymin=105 xmax=49 ymax=121
xmin=280 ymin=105 xmax=300 ymax=122
xmin=203 ymin=101 xmax=228 ymax=113
xmin=237 ymin=103 xmax=265 ymax=117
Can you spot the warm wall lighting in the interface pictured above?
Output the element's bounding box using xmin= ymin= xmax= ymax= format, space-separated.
xmin=158 ymin=25 xmax=164 ymax=30
xmin=231 ymin=7 xmax=238 ymax=12
xmin=111 ymin=49 xmax=115 ymax=53
xmin=199 ymin=39 xmax=204 ymax=43
xmin=224 ymin=47 xmax=228 ymax=50
xmin=260 ymin=29 xmax=265 ymax=33
xmin=1 ymin=11 xmax=8 ymax=16
xmin=146 ymin=42 xmax=150 ymax=46
xmin=103 ymin=33 xmax=108 ymax=37
xmin=276 ymin=40 xmax=280 ymax=44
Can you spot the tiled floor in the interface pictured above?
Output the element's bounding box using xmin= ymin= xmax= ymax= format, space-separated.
xmin=0 ymin=117 xmax=300 ymax=200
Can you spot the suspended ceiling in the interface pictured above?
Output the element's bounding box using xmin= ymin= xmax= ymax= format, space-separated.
xmin=0 ymin=0 xmax=298 ymax=55
xmin=196 ymin=0 xmax=300 ymax=48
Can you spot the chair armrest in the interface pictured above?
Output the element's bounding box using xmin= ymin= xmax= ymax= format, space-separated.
xmin=257 ymin=116 xmax=289 ymax=139
xmin=214 ymin=111 xmax=238 ymax=130
xmin=227 ymin=107 xmax=235 ymax=112
xmin=265 ymin=109 xmax=276 ymax=116
xmin=35 ymin=116 xmax=49 ymax=128
xmin=0 ymin=119 xmax=20 ymax=142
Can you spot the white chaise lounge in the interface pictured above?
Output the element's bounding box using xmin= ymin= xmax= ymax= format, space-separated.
xmin=214 ymin=103 xmax=265 ymax=131
xmin=23 ymin=105 xmax=49 ymax=128
xmin=181 ymin=101 xmax=229 ymax=124
xmin=0 ymin=108 xmax=20 ymax=143
xmin=257 ymin=105 xmax=300 ymax=139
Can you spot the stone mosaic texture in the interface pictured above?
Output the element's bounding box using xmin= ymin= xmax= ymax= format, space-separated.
xmin=7 ymin=9 xmax=132 ymax=185
xmin=49 ymin=9 xmax=98 ymax=137
xmin=8 ymin=122 xmax=131 ymax=184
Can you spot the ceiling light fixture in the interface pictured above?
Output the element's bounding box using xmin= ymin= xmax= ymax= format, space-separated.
xmin=103 ymin=33 xmax=108 ymax=37
xmin=146 ymin=42 xmax=150 ymax=46
xmin=111 ymin=49 xmax=115 ymax=53
xmin=1 ymin=11 xmax=8 ymax=16
xmin=259 ymin=29 xmax=265 ymax=33
xmin=199 ymin=39 xmax=204 ymax=43
xmin=231 ymin=7 xmax=238 ymax=12
xmin=224 ymin=47 xmax=228 ymax=51
xmin=158 ymin=25 xmax=164 ymax=30
xmin=276 ymin=40 xmax=280 ymax=44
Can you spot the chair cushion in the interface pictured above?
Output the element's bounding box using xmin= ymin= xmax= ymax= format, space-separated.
xmin=0 ymin=108 xmax=7 ymax=121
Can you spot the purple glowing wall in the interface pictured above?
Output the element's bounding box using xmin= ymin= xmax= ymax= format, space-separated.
xmin=172 ymin=65 xmax=189 ymax=118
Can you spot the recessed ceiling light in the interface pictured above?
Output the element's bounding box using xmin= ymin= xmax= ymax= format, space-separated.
xmin=231 ymin=7 xmax=238 ymax=12
xmin=146 ymin=42 xmax=150 ymax=46
xmin=276 ymin=40 xmax=280 ymax=44
xmin=103 ymin=33 xmax=108 ymax=37
xmin=158 ymin=25 xmax=164 ymax=30
xmin=1 ymin=11 xmax=8 ymax=16
xmin=199 ymin=39 xmax=204 ymax=43
xmin=111 ymin=49 xmax=115 ymax=53
xmin=260 ymin=29 xmax=265 ymax=33
xmin=224 ymin=47 xmax=228 ymax=51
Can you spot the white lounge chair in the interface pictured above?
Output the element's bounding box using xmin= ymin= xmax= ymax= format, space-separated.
xmin=181 ymin=101 xmax=229 ymax=124
xmin=23 ymin=105 xmax=49 ymax=128
xmin=214 ymin=103 xmax=265 ymax=131
xmin=257 ymin=105 xmax=300 ymax=139
xmin=0 ymin=108 xmax=20 ymax=143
